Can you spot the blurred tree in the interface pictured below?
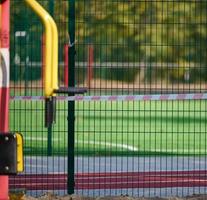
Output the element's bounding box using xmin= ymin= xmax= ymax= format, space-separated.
xmin=10 ymin=0 xmax=207 ymax=82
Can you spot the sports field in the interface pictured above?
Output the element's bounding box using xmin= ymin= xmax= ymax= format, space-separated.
xmin=9 ymin=99 xmax=207 ymax=156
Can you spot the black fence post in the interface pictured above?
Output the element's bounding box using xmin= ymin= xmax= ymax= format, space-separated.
xmin=47 ymin=0 xmax=54 ymax=156
xmin=68 ymin=0 xmax=75 ymax=195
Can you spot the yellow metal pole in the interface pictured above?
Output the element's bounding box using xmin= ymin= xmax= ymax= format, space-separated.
xmin=48 ymin=16 xmax=58 ymax=92
xmin=24 ymin=0 xmax=58 ymax=97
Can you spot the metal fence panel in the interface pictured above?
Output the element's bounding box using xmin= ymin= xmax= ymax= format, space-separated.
xmin=10 ymin=0 xmax=69 ymax=196
xmin=74 ymin=0 xmax=207 ymax=197
xmin=9 ymin=0 xmax=207 ymax=198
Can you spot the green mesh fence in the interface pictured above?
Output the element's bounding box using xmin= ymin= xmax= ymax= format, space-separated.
xmin=9 ymin=0 xmax=207 ymax=198
xmin=10 ymin=0 xmax=69 ymax=196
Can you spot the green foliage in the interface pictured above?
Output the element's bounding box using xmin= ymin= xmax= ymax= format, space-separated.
xmin=10 ymin=1 xmax=207 ymax=83
xmin=76 ymin=1 xmax=207 ymax=63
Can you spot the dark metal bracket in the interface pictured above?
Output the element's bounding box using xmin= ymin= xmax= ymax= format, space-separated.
xmin=45 ymin=87 xmax=87 ymax=128
xmin=54 ymin=87 xmax=87 ymax=95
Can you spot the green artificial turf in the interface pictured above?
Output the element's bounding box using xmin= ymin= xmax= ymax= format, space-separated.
xmin=9 ymin=100 xmax=207 ymax=156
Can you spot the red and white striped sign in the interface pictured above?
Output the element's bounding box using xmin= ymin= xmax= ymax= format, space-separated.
xmin=10 ymin=93 xmax=207 ymax=102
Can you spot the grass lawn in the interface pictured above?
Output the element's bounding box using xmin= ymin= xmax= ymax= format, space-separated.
xmin=9 ymin=99 xmax=207 ymax=156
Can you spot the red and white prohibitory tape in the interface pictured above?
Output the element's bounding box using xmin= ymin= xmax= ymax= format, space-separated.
xmin=10 ymin=93 xmax=207 ymax=102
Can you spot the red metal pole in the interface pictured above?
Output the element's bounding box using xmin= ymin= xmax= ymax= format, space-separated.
xmin=41 ymin=34 xmax=45 ymax=89
xmin=64 ymin=44 xmax=69 ymax=87
xmin=0 ymin=0 xmax=10 ymax=199
xmin=87 ymin=44 xmax=94 ymax=89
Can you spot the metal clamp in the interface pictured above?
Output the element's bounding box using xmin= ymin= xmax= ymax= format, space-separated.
xmin=45 ymin=87 xmax=87 ymax=128
xmin=0 ymin=133 xmax=23 ymax=175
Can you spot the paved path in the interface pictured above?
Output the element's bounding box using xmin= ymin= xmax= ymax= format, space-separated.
xmin=10 ymin=170 xmax=207 ymax=190
xmin=10 ymin=156 xmax=207 ymax=197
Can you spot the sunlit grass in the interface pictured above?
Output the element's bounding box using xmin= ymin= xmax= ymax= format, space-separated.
xmin=9 ymin=100 xmax=207 ymax=156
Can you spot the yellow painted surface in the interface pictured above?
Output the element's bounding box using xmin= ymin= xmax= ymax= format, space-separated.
xmin=24 ymin=0 xmax=58 ymax=97
xmin=16 ymin=133 xmax=23 ymax=173
xmin=49 ymin=17 xmax=58 ymax=93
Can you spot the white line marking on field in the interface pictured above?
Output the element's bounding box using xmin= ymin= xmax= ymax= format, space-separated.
xmin=23 ymin=137 xmax=206 ymax=153
xmin=76 ymin=140 xmax=138 ymax=151
xmin=23 ymin=138 xmax=206 ymax=153
xmin=24 ymin=137 xmax=138 ymax=151
xmin=148 ymin=149 xmax=207 ymax=154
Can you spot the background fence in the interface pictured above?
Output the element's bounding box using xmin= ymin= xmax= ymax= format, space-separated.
xmin=10 ymin=0 xmax=207 ymax=198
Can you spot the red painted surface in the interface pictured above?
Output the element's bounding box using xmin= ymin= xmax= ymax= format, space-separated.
xmin=41 ymin=34 xmax=45 ymax=88
xmin=0 ymin=88 xmax=9 ymax=131
xmin=0 ymin=0 xmax=9 ymax=199
xmin=87 ymin=44 xmax=94 ymax=89
xmin=1 ymin=1 xmax=9 ymax=48
xmin=9 ymin=171 xmax=207 ymax=190
xmin=64 ymin=44 xmax=69 ymax=87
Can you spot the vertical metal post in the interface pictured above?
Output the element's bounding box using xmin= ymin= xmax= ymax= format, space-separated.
xmin=68 ymin=0 xmax=75 ymax=194
xmin=24 ymin=24 xmax=29 ymax=96
xmin=47 ymin=0 xmax=54 ymax=156
xmin=0 ymin=0 xmax=9 ymax=199
xmin=49 ymin=0 xmax=54 ymax=15
xmin=64 ymin=44 xmax=69 ymax=87
xmin=87 ymin=44 xmax=94 ymax=89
